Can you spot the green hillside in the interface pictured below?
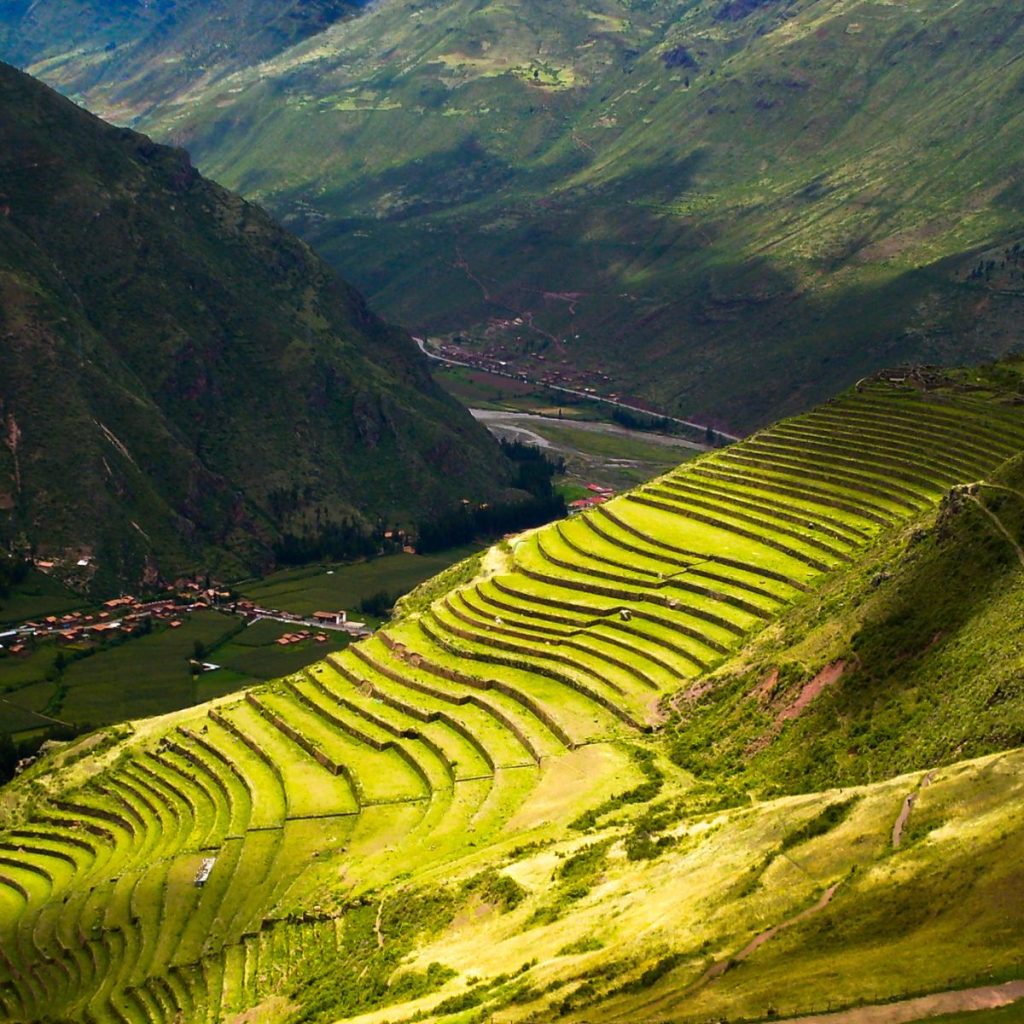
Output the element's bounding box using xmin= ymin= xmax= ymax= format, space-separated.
xmin=0 ymin=0 xmax=364 ymax=123
xmin=6 ymin=0 xmax=1023 ymax=431
xmin=1 ymin=364 xmax=1023 ymax=1023
xmin=0 ymin=62 xmax=507 ymax=591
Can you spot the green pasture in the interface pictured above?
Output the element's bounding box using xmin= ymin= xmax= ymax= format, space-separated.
xmin=59 ymin=611 xmax=241 ymax=726
xmin=0 ymin=643 xmax=63 ymax=691
xmin=0 ymin=570 xmax=85 ymax=625
xmin=535 ymin=422 xmax=694 ymax=468
xmin=238 ymin=545 xmax=482 ymax=618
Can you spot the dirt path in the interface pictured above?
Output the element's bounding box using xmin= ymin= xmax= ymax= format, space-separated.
xmin=777 ymin=661 xmax=847 ymax=725
xmin=779 ymin=978 xmax=1024 ymax=1024
xmin=977 ymin=481 xmax=1024 ymax=505
xmin=453 ymin=243 xmax=494 ymax=303
xmin=690 ymin=882 xmax=842 ymax=993
xmin=892 ymin=769 xmax=937 ymax=850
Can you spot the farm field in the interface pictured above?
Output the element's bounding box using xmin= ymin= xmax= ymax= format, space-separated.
xmin=57 ymin=610 xmax=242 ymax=726
xmin=1 ymin=370 xmax=1024 ymax=1023
xmin=237 ymin=545 xmax=483 ymax=617
xmin=0 ymin=571 xmax=85 ymax=625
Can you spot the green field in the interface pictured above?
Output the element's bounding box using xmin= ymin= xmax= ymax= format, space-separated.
xmin=1 ymin=373 xmax=1024 ymax=1024
xmin=238 ymin=546 xmax=483 ymax=617
xmin=58 ymin=610 xmax=242 ymax=725
xmin=434 ymin=365 xmax=611 ymax=419
xmin=195 ymin=619 xmax=351 ymax=704
xmin=0 ymin=571 xmax=85 ymax=625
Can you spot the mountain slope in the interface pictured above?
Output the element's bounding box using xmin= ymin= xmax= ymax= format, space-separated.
xmin=0 ymin=62 xmax=506 ymax=590
xmin=7 ymin=0 xmax=1023 ymax=431
xmin=0 ymin=0 xmax=364 ymax=124
xmin=1 ymin=363 xmax=1023 ymax=1022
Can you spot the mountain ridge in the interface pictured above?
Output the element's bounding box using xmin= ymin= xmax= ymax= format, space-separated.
xmin=0 ymin=60 xmax=507 ymax=591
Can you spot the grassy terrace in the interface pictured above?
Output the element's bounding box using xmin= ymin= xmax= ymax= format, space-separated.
xmin=1 ymin=377 xmax=1024 ymax=1022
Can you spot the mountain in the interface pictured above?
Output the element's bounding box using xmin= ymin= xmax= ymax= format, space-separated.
xmin=0 ymin=362 xmax=1023 ymax=1022
xmin=0 ymin=0 xmax=365 ymax=124
xmin=5 ymin=0 xmax=1023 ymax=432
xmin=0 ymin=62 xmax=507 ymax=592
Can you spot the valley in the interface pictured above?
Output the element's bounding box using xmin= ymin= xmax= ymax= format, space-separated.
xmin=0 ymin=546 xmax=488 ymax=754
xmin=0 ymin=3 xmax=1023 ymax=1023
xmin=470 ymin=408 xmax=700 ymax=492
xmin=8 ymin=0 xmax=1024 ymax=431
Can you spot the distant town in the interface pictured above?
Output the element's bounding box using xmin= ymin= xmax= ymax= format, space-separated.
xmin=0 ymin=571 xmax=370 ymax=657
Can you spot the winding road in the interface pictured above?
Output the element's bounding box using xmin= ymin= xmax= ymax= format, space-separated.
xmin=414 ymin=337 xmax=742 ymax=442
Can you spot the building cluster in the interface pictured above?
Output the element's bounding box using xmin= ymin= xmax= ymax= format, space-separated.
xmin=1 ymin=567 xmax=373 ymax=658
xmin=568 ymin=483 xmax=616 ymax=513
xmin=424 ymin=332 xmax=623 ymax=398
xmin=231 ymin=604 xmax=370 ymax=639
xmin=0 ymin=592 xmax=214 ymax=653
xmin=275 ymin=630 xmax=330 ymax=647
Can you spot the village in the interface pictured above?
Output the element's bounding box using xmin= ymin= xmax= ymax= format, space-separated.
xmin=567 ymin=482 xmax=616 ymax=513
xmin=0 ymin=574 xmax=370 ymax=658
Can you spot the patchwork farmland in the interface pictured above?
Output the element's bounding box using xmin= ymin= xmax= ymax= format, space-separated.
xmin=2 ymin=376 xmax=1024 ymax=1024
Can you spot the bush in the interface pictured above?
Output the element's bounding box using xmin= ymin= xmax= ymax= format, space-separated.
xmin=463 ymin=869 xmax=526 ymax=912
xmin=557 ymin=936 xmax=604 ymax=956
xmin=358 ymin=590 xmax=394 ymax=617
xmin=780 ymin=798 xmax=859 ymax=852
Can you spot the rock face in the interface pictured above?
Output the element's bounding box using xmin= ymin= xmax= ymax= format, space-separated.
xmin=0 ymin=62 xmax=506 ymax=590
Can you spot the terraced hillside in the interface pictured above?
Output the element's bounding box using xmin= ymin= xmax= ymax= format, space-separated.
xmin=2 ymin=372 xmax=1024 ymax=1023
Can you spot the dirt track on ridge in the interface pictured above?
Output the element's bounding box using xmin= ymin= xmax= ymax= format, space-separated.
xmin=779 ymin=979 xmax=1024 ymax=1024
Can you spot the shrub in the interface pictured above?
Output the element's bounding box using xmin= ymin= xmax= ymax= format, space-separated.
xmin=558 ymin=936 xmax=604 ymax=956
xmin=780 ymin=798 xmax=859 ymax=852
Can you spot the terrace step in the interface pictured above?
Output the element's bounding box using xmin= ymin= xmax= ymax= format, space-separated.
xmin=418 ymin=609 xmax=650 ymax=732
xmin=594 ymin=504 xmax=811 ymax=590
xmin=290 ymin=673 xmax=462 ymax=787
xmin=256 ymin=688 xmax=432 ymax=803
xmin=302 ymin=665 xmax=492 ymax=781
xmin=333 ymin=646 xmax=536 ymax=767
xmin=482 ymin=576 xmax=714 ymax=673
xmin=446 ymin=588 xmax=666 ymax=693
xmin=222 ymin=698 xmax=361 ymax=817
xmin=627 ymin=493 xmax=842 ymax=573
xmin=464 ymin=580 xmax=699 ymax=682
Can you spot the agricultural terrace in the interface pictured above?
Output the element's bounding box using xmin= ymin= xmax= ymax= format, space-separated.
xmin=2 ymin=378 xmax=1024 ymax=1023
